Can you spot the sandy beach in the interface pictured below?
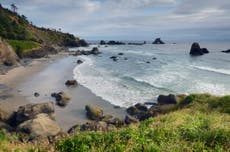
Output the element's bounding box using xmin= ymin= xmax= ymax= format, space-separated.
xmin=0 ymin=52 xmax=125 ymax=131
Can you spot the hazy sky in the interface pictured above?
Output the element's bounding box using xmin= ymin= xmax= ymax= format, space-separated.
xmin=1 ymin=0 xmax=230 ymax=41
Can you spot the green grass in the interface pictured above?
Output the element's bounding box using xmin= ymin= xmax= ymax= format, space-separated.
xmin=6 ymin=39 xmax=41 ymax=57
xmin=0 ymin=94 xmax=229 ymax=152
xmin=56 ymin=94 xmax=230 ymax=152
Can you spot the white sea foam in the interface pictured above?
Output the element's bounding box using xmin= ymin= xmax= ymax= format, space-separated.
xmin=73 ymin=57 xmax=158 ymax=107
xmin=72 ymin=44 xmax=230 ymax=107
xmin=192 ymin=65 xmax=230 ymax=76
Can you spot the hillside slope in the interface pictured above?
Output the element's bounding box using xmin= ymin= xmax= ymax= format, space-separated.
xmin=0 ymin=37 xmax=19 ymax=65
xmin=0 ymin=4 xmax=87 ymax=57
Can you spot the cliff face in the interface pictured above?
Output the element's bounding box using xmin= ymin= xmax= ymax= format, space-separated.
xmin=0 ymin=37 xmax=19 ymax=66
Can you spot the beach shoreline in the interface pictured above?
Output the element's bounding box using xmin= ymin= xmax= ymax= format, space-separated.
xmin=0 ymin=51 xmax=125 ymax=131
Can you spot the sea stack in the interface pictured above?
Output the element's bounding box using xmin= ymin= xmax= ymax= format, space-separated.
xmin=152 ymin=38 xmax=165 ymax=44
xmin=189 ymin=42 xmax=209 ymax=56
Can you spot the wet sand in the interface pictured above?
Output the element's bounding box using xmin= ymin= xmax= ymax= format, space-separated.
xmin=0 ymin=53 xmax=125 ymax=131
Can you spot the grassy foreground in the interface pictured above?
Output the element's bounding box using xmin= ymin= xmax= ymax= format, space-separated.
xmin=0 ymin=94 xmax=230 ymax=152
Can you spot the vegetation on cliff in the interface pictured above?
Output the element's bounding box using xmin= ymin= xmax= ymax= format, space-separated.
xmin=0 ymin=94 xmax=229 ymax=152
xmin=56 ymin=94 xmax=230 ymax=152
xmin=0 ymin=4 xmax=87 ymax=58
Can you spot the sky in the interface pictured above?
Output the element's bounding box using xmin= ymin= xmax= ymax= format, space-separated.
xmin=1 ymin=0 xmax=230 ymax=41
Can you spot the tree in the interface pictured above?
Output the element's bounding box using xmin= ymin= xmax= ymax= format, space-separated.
xmin=10 ymin=3 xmax=17 ymax=13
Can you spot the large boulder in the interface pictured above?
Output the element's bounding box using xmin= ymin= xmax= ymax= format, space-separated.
xmin=125 ymin=115 xmax=139 ymax=124
xmin=17 ymin=113 xmax=61 ymax=139
xmin=85 ymin=105 xmax=103 ymax=120
xmin=134 ymin=103 xmax=148 ymax=112
xmin=80 ymin=121 xmax=116 ymax=132
xmin=126 ymin=106 xmax=140 ymax=116
xmin=0 ymin=37 xmax=19 ymax=65
xmin=100 ymin=40 xmax=106 ymax=45
xmin=152 ymin=38 xmax=165 ymax=44
xmin=157 ymin=94 xmax=178 ymax=105
xmin=106 ymin=117 xmax=125 ymax=128
xmin=15 ymin=102 xmax=55 ymax=126
xmin=91 ymin=47 xmax=100 ymax=55
xmin=51 ymin=92 xmax=71 ymax=107
xmin=190 ymin=42 xmax=209 ymax=56
xmin=79 ymin=39 xmax=89 ymax=47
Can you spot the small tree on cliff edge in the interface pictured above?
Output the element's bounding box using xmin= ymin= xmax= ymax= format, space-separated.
xmin=11 ymin=3 xmax=18 ymax=13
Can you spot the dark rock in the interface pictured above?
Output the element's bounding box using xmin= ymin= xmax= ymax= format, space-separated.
xmin=146 ymin=61 xmax=150 ymax=64
xmin=17 ymin=113 xmax=61 ymax=139
xmin=152 ymin=38 xmax=165 ymax=44
xmin=110 ymin=56 xmax=118 ymax=61
xmin=201 ymin=48 xmax=209 ymax=54
xmin=107 ymin=41 xmax=125 ymax=45
xmin=79 ymin=39 xmax=89 ymax=47
xmin=91 ymin=47 xmax=100 ymax=55
xmin=157 ymin=94 xmax=178 ymax=105
xmin=149 ymin=104 xmax=176 ymax=115
xmin=77 ymin=60 xmax=83 ymax=64
xmin=152 ymin=57 xmax=157 ymax=60
xmin=110 ymin=56 xmax=117 ymax=59
xmin=3 ymin=60 xmax=13 ymax=66
xmin=85 ymin=105 xmax=103 ymax=120
xmin=125 ymin=115 xmax=139 ymax=124
xmin=68 ymin=124 xmax=80 ymax=135
xmin=221 ymin=49 xmax=230 ymax=53
xmin=135 ymin=103 xmax=148 ymax=112
xmin=126 ymin=106 xmax=140 ymax=115
xmin=106 ymin=117 xmax=125 ymax=128
xmin=80 ymin=121 xmax=116 ymax=132
xmin=100 ymin=40 xmax=106 ymax=45
xmin=0 ymin=121 xmax=14 ymax=132
xmin=65 ymin=80 xmax=77 ymax=87
xmin=15 ymin=102 xmax=55 ymax=126
xmin=118 ymin=53 xmax=124 ymax=55
xmin=190 ymin=42 xmax=209 ymax=56
xmin=100 ymin=115 xmax=113 ymax=122
xmin=34 ymin=92 xmax=40 ymax=97
xmin=127 ymin=42 xmax=145 ymax=45
xmin=51 ymin=92 xmax=71 ymax=107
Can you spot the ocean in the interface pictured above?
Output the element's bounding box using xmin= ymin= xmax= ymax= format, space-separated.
xmin=73 ymin=42 xmax=230 ymax=107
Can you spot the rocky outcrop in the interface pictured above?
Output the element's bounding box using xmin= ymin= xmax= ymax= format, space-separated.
xmin=51 ymin=92 xmax=71 ymax=107
xmin=99 ymin=40 xmax=125 ymax=45
xmin=100 ymin=40 xmax=106 ymax=45
xmin=0 ymin=102 xmax=62 ymax=141
xmin=189 ymin=42 xmax=209 ymax=56
xmin=22 ymin=46 xmax=58 ymax=58
xmin=126 ymin=94 xmax=187 ymax=124
xmin=125 ymin=115 xmax=139 ymax=124
xmin=157 ymin=94 xmax=178 ymax=105
xmin=78 ymin=39 xmax=89 ymax=47
xmin=14 ymin=102 xmax=55 ymax=126
xmin=91 ymin=47 xmax=100 ymax=55
xmin=71 ymin=47 xmax=101 ymax=56
xmin=17 ymin=113 xmax=61 ymax=139
xmin=127 ymin=41 xmax=146 ymax=45
xmin=0 ymin=37 xmax=19 ymax=66
xmin=110 ymin=56 xmax=118 ymax=61
xmin=65 ymin=80 xmax=77 ymax=87
xmin=77 ymin=60 xmax=83 ymax=64
xmin=152 ymin=38 xmax=165 ymax=44
xmin=85 ymin=105 xmax=103 ymax=120
xmin=221 ymin=49 xmax=230 ymax=53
